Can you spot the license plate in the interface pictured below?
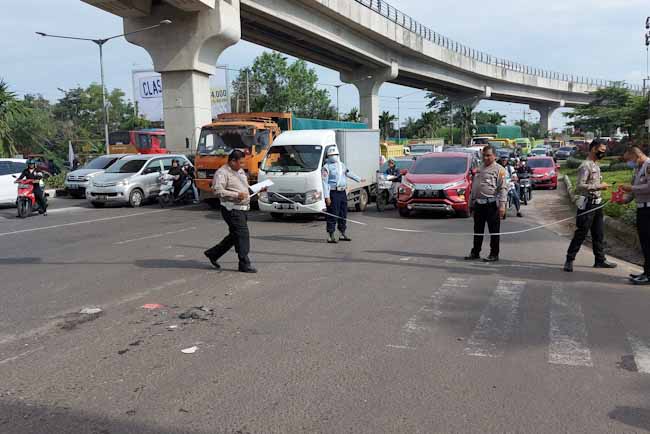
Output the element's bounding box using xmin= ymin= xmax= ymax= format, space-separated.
xmin=97 ymin=195 xmax=107 ymax=201
xmin=274 ymin=203 xmax=294 ymax=210
xmin=67 ymin=183 xmax=79 ymax=189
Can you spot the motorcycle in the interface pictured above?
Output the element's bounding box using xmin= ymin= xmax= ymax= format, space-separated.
xmin=14 ymin=177 xmax=48 ymax=218
xmin=376 ymin=173 xmax=399 ymax=212
xmin=517 ymin=172 xmax=533 ymax=205
xmin=158 ymin=173 xmax=196 ymax=207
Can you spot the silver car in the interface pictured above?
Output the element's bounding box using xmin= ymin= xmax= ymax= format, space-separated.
xmin=64 ymin=154 xmax=128 ymax=198
xmin=86 ymin=154 xmax=191 ymax=207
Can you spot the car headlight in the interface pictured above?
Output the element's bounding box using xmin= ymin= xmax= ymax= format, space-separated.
xmin=79 ymin=176 xmax=88 ymax=182
xmin=259 ymin=191 xmax=269 ymax=203
xmin=399 ymin=179 xmax=415 ymax=195
xmin=118 ymin=178 xmax=130 ymax=186
xmin=304 ymin=189 xmax=322 ymax=205
xmin=445 ymin=180 xmax=465 ymax=189
xmin=549 ymin=171 xmax=555 ymax=176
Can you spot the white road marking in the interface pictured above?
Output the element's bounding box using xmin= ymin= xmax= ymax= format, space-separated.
xmin=548 ymin=285 xmax=593 ymax=367
xmin=464 ymin=280 xmax=526 ymax=358
xmin=0 ymin=208 xmax=172 ymax=238
xmin=627 ymin=334 xmax=650 ymax=373
xmin=46 ymin=206 xmax=89 ymax=214
xmin=0 ymin=346 xmax=45 ymax=366
xmin=113 ymin=226 xmax=197 ymax=245
xmin=388 ymin=277 xmax=470 ymax=350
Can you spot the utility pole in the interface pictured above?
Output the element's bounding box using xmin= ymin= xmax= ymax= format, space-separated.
xmin=397 ymin=96 xmax=401 ymax=142
xmin=245 ymin=69 xmax=250 ymax=113
xmin=449 ymin=101 xmax=453 ymax=145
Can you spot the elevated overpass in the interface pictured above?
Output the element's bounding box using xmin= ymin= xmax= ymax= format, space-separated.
xmin=82 ymin=0 xmax=641 ymax=151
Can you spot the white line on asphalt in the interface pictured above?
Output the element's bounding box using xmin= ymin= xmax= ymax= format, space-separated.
xmin=548 ymin=285 xmax=593 ymax=367
xmin=0 ymin=208 xmax=171 ymax=238
xmin=113 ymin=227 xmax=197 ymax=245
xmin=464 ymin=280 xmax=526 ymax=358
xmin=0 ymin=346 xmax=45 ymax=366
xmin=627 ymin=334 xmax=650 ymax=373
xmin=388 ymin=277 xmax=470 ymax=350
xmin=46 ymin=206 xmax=88 ymax=214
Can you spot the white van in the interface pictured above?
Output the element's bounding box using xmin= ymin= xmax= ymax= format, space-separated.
xmin=257 ymin=129 xmax=379 ymax=218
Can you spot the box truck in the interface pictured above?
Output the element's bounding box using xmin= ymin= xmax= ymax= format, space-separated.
xmin=257 ymin=129 xmax=379 ymax=218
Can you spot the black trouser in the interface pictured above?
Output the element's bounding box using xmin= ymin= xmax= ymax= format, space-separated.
xmin=205 ymin=207 xmax=250 ymax=269
xmin=326 ymin=190 xmax=347 ymax=234
xmin=637 ymin=207 xmax=650 ymax=276
xmin=471 ymin=202 xmax=501 ymax=257
xmin=33 ymin=185 xmax=47 ymax=212
xmin=566 ymin=200 xmax=605 ymax=263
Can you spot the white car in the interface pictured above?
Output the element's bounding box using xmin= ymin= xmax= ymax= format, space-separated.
xmin=65 ymin=154 xmax=128 ymax=198
xmin=0 ymin=159 xmax=27 ymax=206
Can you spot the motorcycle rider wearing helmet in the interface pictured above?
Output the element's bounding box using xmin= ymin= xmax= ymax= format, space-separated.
xmin=168 ymin=159 xmax=183 ymax=198
xmin=181 ymin=161 xmax=200 ymax=204
xmin=17 ymin=159 xmax=48 ymax=215
xmin=322 ymin=146 xmax=366 ymax=244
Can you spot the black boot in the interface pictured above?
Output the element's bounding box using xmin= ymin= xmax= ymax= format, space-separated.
xmin=563 ymin=260 xmax=573 ymax=272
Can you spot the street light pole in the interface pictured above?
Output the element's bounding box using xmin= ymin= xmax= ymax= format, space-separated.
xmin=335 ymin=85 xmax=343 ymax=121
xmin=36 ymin=20 xmax=172 ymax=155
xmin=397 ymin=96 xmax=401 ymax=142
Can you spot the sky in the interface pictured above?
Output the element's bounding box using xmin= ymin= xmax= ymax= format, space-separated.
xmin=1 ymin=0 xmax=649 ymax=132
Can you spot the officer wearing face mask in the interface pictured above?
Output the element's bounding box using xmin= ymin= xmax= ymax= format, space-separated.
xmin=322 ymin=146 xmax=365 ymax=244
xmin=620 ymin=145 xmax=650 ymax=284
xmin=564 ymin=140 xmax=617 ymax=272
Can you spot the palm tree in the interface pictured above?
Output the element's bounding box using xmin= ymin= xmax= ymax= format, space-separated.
xmin=486 ymin=112 xmax=507 ymax=125
xmin=379 ymin=111 xmax=396 ymax=140
xmin=0 ymin=79 xmax=24 ymax=157
xmin=344 ymin=107 xmax=360 ymax=123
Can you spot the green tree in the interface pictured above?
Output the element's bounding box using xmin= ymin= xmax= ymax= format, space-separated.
xmin=343 ymin=107 xmax=360 ymax=123
xmin=0 ymin=80 xmax=26 ymax=157
xmin=242 ymin=52 xmax=335 ymax=119
xmin=474 ymin=111 xmax=507 ymax=126
xmin=379 ymin=111 xmax=396 ymax=139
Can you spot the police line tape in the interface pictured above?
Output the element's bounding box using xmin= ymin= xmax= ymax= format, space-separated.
xmin=270 ymin=192 xmax=608 ymax=237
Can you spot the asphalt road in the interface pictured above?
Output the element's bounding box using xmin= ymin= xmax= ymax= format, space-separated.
xmin=0 ymin=192 xmax=649 ymax=434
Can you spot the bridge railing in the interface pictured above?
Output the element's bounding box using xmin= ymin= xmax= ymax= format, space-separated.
xmin=356 ymin=0 xmax=642 ymax=94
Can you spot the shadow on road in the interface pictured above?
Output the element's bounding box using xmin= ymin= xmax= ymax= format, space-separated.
xmin=608 ymin=406 xmax=650 ymax=431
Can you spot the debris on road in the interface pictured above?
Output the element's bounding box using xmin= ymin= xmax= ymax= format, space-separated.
xmin=129 ymin=339 xmax=143 ymax=347
xmin=59 ymin=308 xmax=104 ymax=330
xmin=179 ymin=408 xmax=190 ymax=413
xmin=118 ymin=349 xmax=129 ymax=355
xmin=167 ymin=325 xmax=179 ymax=330
xmin=79 ymin=307 xmax=102 ymax=315
xmin=181 ymin=346 xmax=198 ymax=354
xmin=178 ymin=306 xmax=214 ymax=320
xmin=142 ymin=303 xmax=165 ymax=310
xmin=126 ymin=410 xmax=136 ymax=416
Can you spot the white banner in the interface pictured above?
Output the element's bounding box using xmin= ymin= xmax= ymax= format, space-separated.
xmin=132 ymin=67 xmax=231 ymax=122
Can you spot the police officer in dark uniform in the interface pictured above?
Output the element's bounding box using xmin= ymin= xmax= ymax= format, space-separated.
xmin=621 ymin=145 xmax=650 ymax=284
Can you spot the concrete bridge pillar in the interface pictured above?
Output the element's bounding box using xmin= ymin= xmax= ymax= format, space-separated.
xmin=124 ymin=0 xmax=241 ymax=152
xmin=530 ymin=103 xmax=562 ymax=134
xmin=341 ymin=62 xmax=398 ymax=130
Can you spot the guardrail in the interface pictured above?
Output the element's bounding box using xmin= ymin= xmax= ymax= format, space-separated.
xmin=355 ymin=0 xmax=643 ymax=94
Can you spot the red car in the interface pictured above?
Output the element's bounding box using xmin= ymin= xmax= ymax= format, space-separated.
xmin=527 ymin=156 xmax=559 ymax=189
xmin=397 ymin=152 xmax=476 ymax=218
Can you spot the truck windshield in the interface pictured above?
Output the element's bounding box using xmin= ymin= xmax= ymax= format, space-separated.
xmin=411 ymin=157 xmax=467 ymax=175
xmin=197 ymin=127 xmax=270 ymax=155
xmin=261 ymin=145 xmax=323 ymax=173
xmin=410 ymin=145 xmax=434 ymax=154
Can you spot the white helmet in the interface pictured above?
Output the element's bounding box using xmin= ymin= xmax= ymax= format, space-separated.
xmin=327 ymin=147 xmax=340 ymax=157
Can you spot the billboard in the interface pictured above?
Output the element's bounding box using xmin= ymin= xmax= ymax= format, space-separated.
xmin=132 ymin=67 xmax=231 ymax=122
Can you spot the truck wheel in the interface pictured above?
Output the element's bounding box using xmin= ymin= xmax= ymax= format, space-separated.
xmin=399 ymin=207 xmax=411 ymax=218
xmin=128 ymin=189 xmax=144 ymax=208
xmin=355 ymin=188 xmax=369 ymax=212
xmin=270 ymin=213 xmax=284 ymax=220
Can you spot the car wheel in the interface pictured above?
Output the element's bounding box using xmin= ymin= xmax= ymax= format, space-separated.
xmin=398 ymin=207 xmax=411 ymax=218
xmin=355 ymin=188 xmax=369 ymax=212
xmin=91 ymin=201 xmax=105 ymax=208
xmin=128 ymin=189 xmax=144 ymax=208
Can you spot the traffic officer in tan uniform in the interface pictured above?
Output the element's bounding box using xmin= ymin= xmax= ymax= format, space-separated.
xmin=563 ymin=140 xmax=617 ymax=272
xmin=465 ymin=144 xmax=508 ymax=262
xmin=621 ymin=145 xmax=650 ymax=284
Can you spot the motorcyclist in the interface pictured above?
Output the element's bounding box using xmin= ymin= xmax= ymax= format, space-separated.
xmin=500 ymin=156 xmax=522 ymax=218
xmin=384 ymin=159 xmax=402 ymax=181
xmin=181 ymin=161 xmax=200 ymax=204
xmin=16 ymin=159 xmax=47 ymax=215
xmin=168 ymin=159 xmax=183 ymax=198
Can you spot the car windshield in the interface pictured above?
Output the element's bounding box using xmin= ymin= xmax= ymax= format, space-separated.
xmin=528 ymin=159 xmax=554 ymax=168
xmin=106 ymin=159 xmax=147 ymax=173
xmin=411 ymin=157 xmax=467 ymax=175
xmin=83 ymin=156 xmax=119 ymax=170
xmin=261 ymin=145 xmax=323 ymax=173
xmin=197 ymin=127 xmax=270 ymax=156
xmin=381 ymin=160 xmax=413 ymax=172
xmin=532 ymin=149 xmax=546 ymax=154
xmin=558 ymin=147 xmax=573 ymax=152
xmin=0 ymin=161 xmax=23 ymax=176
xmin=410 ymin=145 xmax=434 ymax=153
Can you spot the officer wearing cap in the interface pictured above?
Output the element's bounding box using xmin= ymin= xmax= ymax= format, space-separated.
xmin=621 ymin=145 xmax=650 ymax=284
xmin=465 ymin=144 xmax=508 ymax=262
xmin=322 ymin=146 xmax=365 ymax=244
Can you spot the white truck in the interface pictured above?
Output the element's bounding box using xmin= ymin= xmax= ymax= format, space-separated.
xmin=257 ymin=129 xmax=379 ymax=218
